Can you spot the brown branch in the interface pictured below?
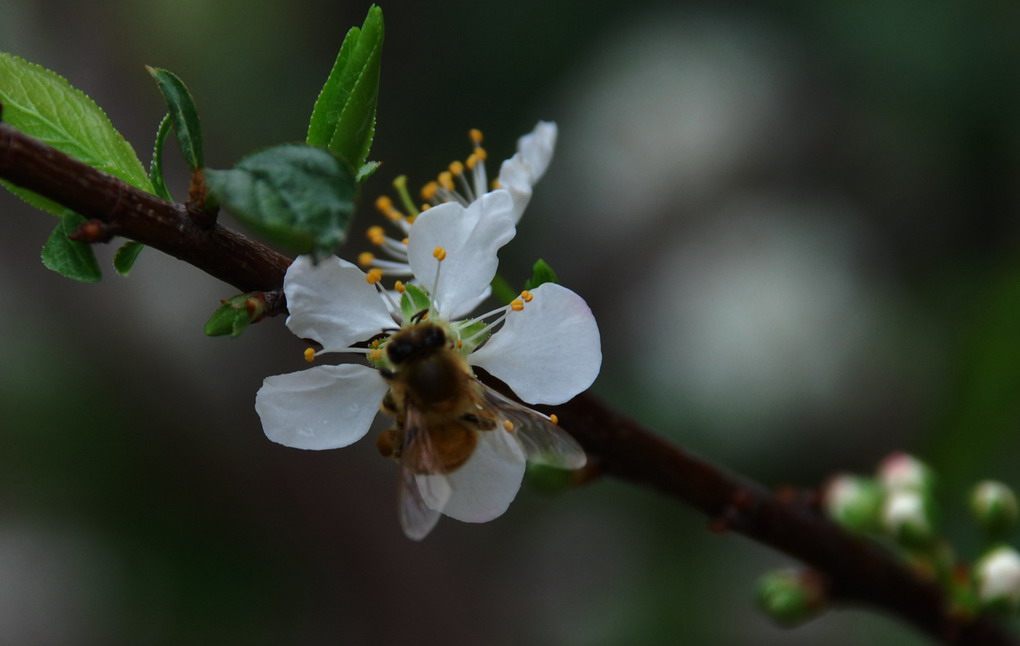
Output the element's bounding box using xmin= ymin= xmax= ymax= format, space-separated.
xmin=1 ymin=123 xmax=1015 ymax=646
xmin=0 ymin=123 xmax=290 ymax=294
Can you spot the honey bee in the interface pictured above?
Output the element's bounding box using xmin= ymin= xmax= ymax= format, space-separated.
xmin=375 ymin=320 xmax=586 ymax=539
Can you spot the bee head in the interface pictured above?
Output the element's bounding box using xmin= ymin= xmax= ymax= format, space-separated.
xmin=386 ymin=323 xmax=448 ymax=365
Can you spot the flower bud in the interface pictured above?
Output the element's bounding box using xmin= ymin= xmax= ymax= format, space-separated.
xmin=974 ymin=546 xmax=1020 ymax=611
xmin=756 ymin=569 xmax=826 ymax=627
xmin=971 ymin=481 xmax=1019 ymax=536
xmin=882 ymin=489 xmax=936 ymax=547
xmin=822 ymin=474 xmax=883 ymax=533
xmin=877 ymin=452 xmax=935 ymax=493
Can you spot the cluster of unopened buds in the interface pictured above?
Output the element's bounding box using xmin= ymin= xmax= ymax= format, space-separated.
xmin=255 ymin=122 xmax=601 ymax=539
xmin=758 ymin=452 xmax=1020 ymax=624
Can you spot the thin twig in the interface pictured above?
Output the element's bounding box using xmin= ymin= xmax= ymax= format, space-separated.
xmin=0 ymin=123 xmax=1015 ymax=646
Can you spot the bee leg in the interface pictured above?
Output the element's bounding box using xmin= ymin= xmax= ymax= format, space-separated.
xmin=376 ymin=428 xmax=399 ymax=458
xmin=381 ymin=390 xmax=398 ymax=415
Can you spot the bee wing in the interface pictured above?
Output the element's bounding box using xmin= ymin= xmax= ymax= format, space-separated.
xmin=479 ymin=385 xmax=587 ymax=470
xmin=397 ymin=404 xmax=451 ymax=541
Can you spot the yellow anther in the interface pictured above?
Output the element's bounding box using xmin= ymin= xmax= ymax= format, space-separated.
xmin=357 ymin=252 xmax=375 ymax=268
xmin=549 ymin=414 xmax=559 ymax=425
xmin=510 ymin=299 xmax=524 ymax=312
xmin=433 ymin=246 xmax=448 ymax=261
xmin=420 ymin=204 xmax=430 ymax=212
xmin=375 ymin=195 xmax=393 ymax=212
xmin=384 ymin=207 xmax=404 ymax=222
xmin=303 ymin=347 xmax=316 ymax=363
xmin=466 ymin=153 xmax=479 ymax=169
xmin=406 ymin=215 xmax=416 ymax=225
xmin=421 ymin=181 xmax=438 ymax=201
xmin=438 ymin=171 xmax=455 ymax=191
xmin=520 ymin=290 xmax=534 ymax=302
xmin=449 ymin=160 xmax=464 ymax=176
xmin=491 ymin=179 xmax=501 ymax=190
xmin=369 ymin=348 xmax=384 ymax=362
xmin=366 ymin=268 xmax=384 ymax=285
xmin=401 ymin=237 xmax=409 ymax=245
xmin=370 ymin=339 xmax=380 ymax=348
xmin=470 ymin=128 xmax=484 ymax=144
xmin=475 ymin=146 xmax=488 ymax=161
xmin=366 ymin=226 xmax=386 ymax=245
xmin=394 ymin=280 xmax=406 ymax=293
xmin=503 ymin=419 xmax=515 ymax=433
xmin=456 ymin=339 xmax=463 ymax=348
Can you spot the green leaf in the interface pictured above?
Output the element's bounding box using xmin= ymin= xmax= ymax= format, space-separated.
xmin=149 ymin=113 xmax=174 ymax=201
xmin=399 ymin=284 xmax=431 ymax=321
xmin=204 ymin=144 xmax=356 ymax=255
xmin=113 ymin=241 xmax=145 ymax=276
xmin=41 ymin=213 xmax=101 ymax=282
xmin=524 ymin=259 xmax=559 ymax=290
xmin=146 ymin=66 xmax=204 ymax=170
xmin=0 ymin=52 xmax=153 ymax=211
xmin=306 ymin=5 xmax=383 ymax=174
xmin=204 ymin=293 xmax=267 ymax=338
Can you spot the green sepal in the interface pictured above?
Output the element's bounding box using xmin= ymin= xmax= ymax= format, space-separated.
xmin=41 ymin=213 xmax=102 ymax=282
xmin=204 ymin=293 xmax=268 ymax=338
xmin=148 ymin=113 xmax=174 ymax=201
xmin=306 ymin=5 xmax=383 ymax=174
xmin=0 ymin=52 xmax=153 ymax=213
xmin=524 ymin=462 xmax=576 ymax=494
xmin=400 ymin=283 xmax=431 ymax=321
xmin=204 ymin=143 xmax=356 ymax=255
xmin=146 ymin=66 xmax=204 ymax=170
xmin=524 ymin=258 xmax=559 ymax=290
xmin=455 ymin=319 xmax=490 ymax=353
xmin=356 ymin=161 xmax=381 ymax=183
xmin=113 ymin=241 xmax=145 ymax=276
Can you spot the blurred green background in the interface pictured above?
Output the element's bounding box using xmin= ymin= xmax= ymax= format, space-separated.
xmin=3 ymin=1 xmax=1020 ymax=644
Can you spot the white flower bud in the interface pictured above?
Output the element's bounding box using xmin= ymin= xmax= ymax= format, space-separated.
xmin=971 ymin=481 xmax=1019 ymax=535
xmin=877 ymin=452 xmax=934 ymax=493
xmin=975 ymin=546 xmax=1020 ymax=611
xmin=823 ymin=474 xmax=883 ymax=532
xmin=881 ymin=489 xmax=935 ymax=546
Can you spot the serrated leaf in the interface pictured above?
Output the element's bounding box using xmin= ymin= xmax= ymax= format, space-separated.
xmin=146 ymin=66 xmax=204 ymax=170
xmin=204 ymin=144 xmax=356 ymax=255
xmin=113 ymin=240 xmax=145 ymax=276
xmin=307 ymin=5 xmax=383 ymax=174
xmin=524 ymin=259 xmax=559 ymax=290
xmin=0 ymin=52 xmax=153 ymax=212
xmin=148 ymin=113 xmax=174 ymax=201
xmin=41 ymin=213 xmax=101 ymax=282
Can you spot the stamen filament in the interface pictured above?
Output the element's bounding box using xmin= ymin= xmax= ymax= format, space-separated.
xmin=392 ymin=176 xmax=420 ymax=218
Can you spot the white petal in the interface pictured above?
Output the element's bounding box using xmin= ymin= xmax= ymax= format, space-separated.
xmin=497 ymin=156 xmax=534 ymax=225
xmin=255 ymin=364 xmax=388 ymax=450
xmin=284 ymin=255 xmax=395 ymax=350
xmin=407 ymin=192 xmax=515 ymax=318
xmin=450 ymin=285 xmax=492 ymax=320
xmin=497 ymin=121 xmax=557 ymax=224
xmin=419 ymin=428 xmax=526 ymax=523
xmin=470 ymin=283 xmax=601 ymax=405
xmin=516 ymin=121 xmax=557 ymax=182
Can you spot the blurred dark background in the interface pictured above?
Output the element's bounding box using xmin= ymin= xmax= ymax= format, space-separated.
xmin=3 ymin=1 xmax=1020 ymax=644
